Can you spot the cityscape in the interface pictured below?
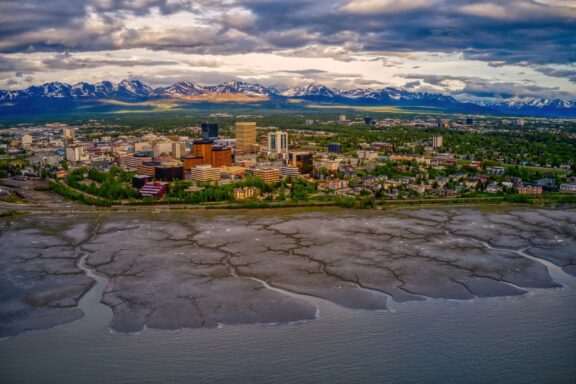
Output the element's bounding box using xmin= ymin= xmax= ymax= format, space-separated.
xmin=1 ymin=111 xmax=576 ymax=210
xmin=1 ymin=1 xmax=575 ymax=384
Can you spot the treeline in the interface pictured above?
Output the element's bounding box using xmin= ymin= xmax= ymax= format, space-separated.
xmin=66 ymin=167 xmax=137 ymax=200
xmin=335 ymin=196 xmax=376 ymax=209
xmin=49 ymin=181 xmax=113 ymax=206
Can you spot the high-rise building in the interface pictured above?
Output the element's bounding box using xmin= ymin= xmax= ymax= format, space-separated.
xmin=211 ymin=146 xmax=233 ymax=167
xmin=192 ymin=139 xmax=213 ymax=164
xmin=62 ymin=127 xmax=75 ymax=146
xmin=339 ymin=115 xmax=347 ymax=123
xmin=65 ymin=145 xmax=87 ymax=162
xmin=235 ymin=122 xmax=257 ymax=153
xmin=268 ymin=131 xmax=288 ymax=154
xmin=364 ymin=116 xmax=373 ymax=126
xmin=432 ymin=136 xmax=443 ymax=148
xmin=183 ymin=156 xmax=205 ymax=170
xmin=63 ymin=127 xmax=75 ymax=140
xmin=172 ymin=142 xmax=186 ymax=159
xmin=288 ymin=152 xmax=313 ymax=174
xmin=201 ymin=123 xmax=219 ymax=139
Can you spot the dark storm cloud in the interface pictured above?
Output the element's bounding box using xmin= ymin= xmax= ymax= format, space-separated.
xmin=237 ymin=0 xmax=576 ymax=65
xmin=534 ymin=66 xmax=576 ymax=83
xmin=0 ymin=0 xmax=575 ymax=84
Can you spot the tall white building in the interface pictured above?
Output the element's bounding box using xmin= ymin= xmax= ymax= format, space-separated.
xmin=267 ymin=131 xmax=288 ymax=155
xmin=65 ymin=145 xmax=88 ymax=162
xmin=172 ymin=142 xmax=186 ymax=159
xmin=432 ymin=136 xmax=443 ymax=148
xmin=62 ymin=127 xmax=75 ymax=142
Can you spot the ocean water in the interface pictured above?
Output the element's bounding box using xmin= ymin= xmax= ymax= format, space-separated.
xmin=1 ymin=249 xmax=575 ymax=384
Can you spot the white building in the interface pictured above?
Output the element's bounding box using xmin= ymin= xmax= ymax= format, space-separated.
xmin=268 ymin=131 xmax=288 ymax=155
xmin=280 ymin=165 xmax=300 ymax=178
xmin=65 ymin=145 xmax=88 ymax=162
xmin=560 ymin=183 xmax=576 ymax=193
xmin=154 ymin=141 xmax=173 ymax=158
xmin=172 ymin=142 xmax=186 ymax=159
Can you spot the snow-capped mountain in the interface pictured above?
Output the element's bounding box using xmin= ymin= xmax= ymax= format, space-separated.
xmin=204 ymin=80 xmax=280 ymax=96
xmin=477 ymin=97 xmax=576 ymax=117
xmin=1 ymin=79 xmax=575 ymax=118
xmin=115 ymin=79 xmax=156 ymax=98
xmin=0 ymin=80 xmax=156 ymax=102
xmin=159 ymin=81 xmax=207 ymax=97
xmin=282 ymin=84 xmax=338 ymax=98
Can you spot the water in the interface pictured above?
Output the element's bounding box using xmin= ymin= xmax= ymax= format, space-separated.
xmin=1 ymin=256 xmax=575 ymax=384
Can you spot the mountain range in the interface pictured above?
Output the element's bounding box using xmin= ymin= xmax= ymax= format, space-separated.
xmin=1 ymin=79 xmax=575 ymax=118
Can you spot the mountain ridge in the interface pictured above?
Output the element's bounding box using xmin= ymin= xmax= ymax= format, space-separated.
xmin=1 ymin=79 xmax=575 ymax=118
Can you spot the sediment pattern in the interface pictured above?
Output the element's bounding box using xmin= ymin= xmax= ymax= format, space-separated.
xmin=1 ymin=208 xmax=574 ymax=337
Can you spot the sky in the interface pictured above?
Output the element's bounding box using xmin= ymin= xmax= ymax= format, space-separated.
xmin=0 ymin=0 xmax=575 ymax=101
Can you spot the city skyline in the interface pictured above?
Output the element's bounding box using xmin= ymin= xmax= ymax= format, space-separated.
xmin=0 ymin=0 xmax=575 ymax=102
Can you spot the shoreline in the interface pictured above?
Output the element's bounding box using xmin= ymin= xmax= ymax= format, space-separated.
xmin=2 ymin=198 xmax=575 ymax=217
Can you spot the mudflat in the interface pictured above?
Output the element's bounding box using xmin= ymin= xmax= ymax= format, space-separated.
xmin=1 ymin=207 xmax=574 ymax=337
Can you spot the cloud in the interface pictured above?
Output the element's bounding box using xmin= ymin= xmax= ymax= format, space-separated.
xmin=255 ymin=68 xmax=387 ymax=90
xmin=398 ymin=73 xmax=574 ymax=100
xmin=0 ymin=52 xmax=218 ymax=75
xmin=341 ymin=0 xmax=437 ymax=15
xmin=534 ymin=66 xmax=576 ymax=83
xmin=0 ymin=0 xmax=573 ymax=69
xmin=126 ymin=70 xmax=239 ymax=87
xmin=0 ymin=0 xmax=575 ymax=98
